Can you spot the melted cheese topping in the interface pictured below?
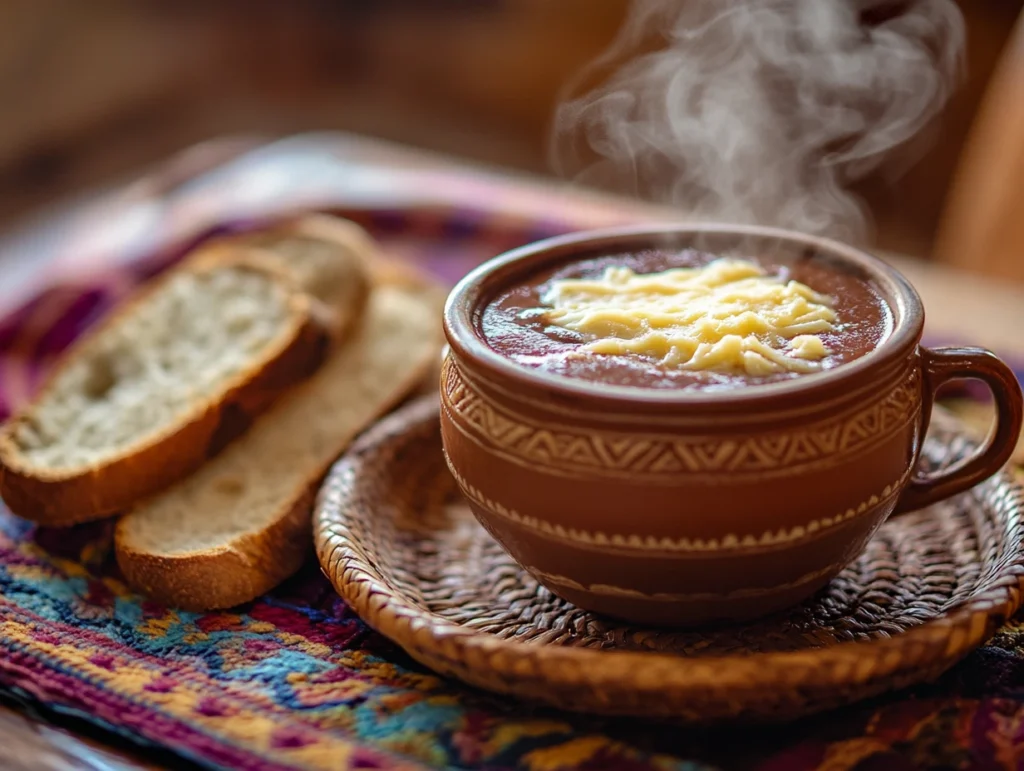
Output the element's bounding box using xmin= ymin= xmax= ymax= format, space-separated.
xmin=539 ymin=259 xmax=838 ymax=376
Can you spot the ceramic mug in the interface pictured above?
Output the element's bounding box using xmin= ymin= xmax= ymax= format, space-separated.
xmin=440 ymin=225 xmax=1024 ymax=626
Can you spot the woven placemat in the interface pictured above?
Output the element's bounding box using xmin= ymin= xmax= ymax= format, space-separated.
xmin=315 ymin=396 xmax=1024 ymax=723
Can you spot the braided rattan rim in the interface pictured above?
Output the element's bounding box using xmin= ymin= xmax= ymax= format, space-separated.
xmin=315 ymin=397 xmax=1024 ymax=721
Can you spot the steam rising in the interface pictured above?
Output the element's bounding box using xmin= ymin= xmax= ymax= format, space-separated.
xmin=552 ymin=0 xmax=965 ymax=243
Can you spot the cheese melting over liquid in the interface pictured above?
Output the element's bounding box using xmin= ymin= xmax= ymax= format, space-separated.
xmin=540 ymin=259 xmax=839 ymax=376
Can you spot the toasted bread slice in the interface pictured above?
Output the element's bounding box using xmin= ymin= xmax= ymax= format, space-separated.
xmin=114 ymin=279 xmax=443 ymax=611
xmin=0 ymin=255 xmax=331 ymax=526
xmin=199 ymin=214 xmax=375 ymax=336
xmin=206 ymin=215 xmax=445 ymax=395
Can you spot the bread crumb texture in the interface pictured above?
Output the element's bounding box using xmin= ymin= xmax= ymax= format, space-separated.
xmin=13 ymin=266 xmax=291 ymax=470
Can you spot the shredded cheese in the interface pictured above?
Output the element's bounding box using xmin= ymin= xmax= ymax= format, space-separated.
xmin=539 ymin=259 xmax=838 ymax=376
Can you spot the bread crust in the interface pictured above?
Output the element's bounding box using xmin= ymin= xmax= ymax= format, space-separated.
xmin=114 ymin=484 xmax=315 ymax=612
xmin=0 ymin=255 xmax=333 ymax=526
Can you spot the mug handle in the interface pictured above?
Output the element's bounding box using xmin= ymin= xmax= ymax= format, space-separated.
xmin=894 ymin=347 xmax=1023 ymax=514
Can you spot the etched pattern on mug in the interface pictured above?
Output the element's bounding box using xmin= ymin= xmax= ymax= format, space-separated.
xmin=442 ymin=356 xmax=921 ymax=481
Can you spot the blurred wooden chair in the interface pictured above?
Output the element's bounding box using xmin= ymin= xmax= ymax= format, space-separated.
xmin=935 ymin=12 xmax=1024 ymax=281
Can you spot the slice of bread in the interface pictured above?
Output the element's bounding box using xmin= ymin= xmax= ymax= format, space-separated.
xmin=199 ymin=214 xmax=375 ymax=336
xmin=0 ymin=255 xmax=332 ymax=526
xmin=203 ymin=214 xmax=450 ymax=395
xmin=214 ymin=213 xmax=448 ymax=397
xmin=114 ymin=279 xmax=443 ymax=611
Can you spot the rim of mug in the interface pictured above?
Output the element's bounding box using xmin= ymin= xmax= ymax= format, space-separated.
xmin=443 ymin=222 xmax=924 ymax=407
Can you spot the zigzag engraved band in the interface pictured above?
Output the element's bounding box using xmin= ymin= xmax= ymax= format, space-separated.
xmin=445 ymin=454 xmax=909 ymax=556
xmin=442 ymin=356 xmax=921 ymax=482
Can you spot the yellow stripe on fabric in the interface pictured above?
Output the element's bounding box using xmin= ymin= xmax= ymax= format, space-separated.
xmin=523 ymin=736 xmax=616 ymax=770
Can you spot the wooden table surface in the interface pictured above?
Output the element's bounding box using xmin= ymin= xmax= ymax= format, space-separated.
xmin=0 ymin=135 xmax=1022 ymax=770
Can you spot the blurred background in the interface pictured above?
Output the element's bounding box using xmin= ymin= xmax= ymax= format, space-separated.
xmin=0 ymin=0 xmax=1021 ymax=276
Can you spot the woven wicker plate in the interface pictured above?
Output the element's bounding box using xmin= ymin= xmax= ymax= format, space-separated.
xmin=314 ymin=397 xmax=1024 ymax=722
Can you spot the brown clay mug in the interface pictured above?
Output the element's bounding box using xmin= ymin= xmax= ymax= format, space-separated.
xmin=440 ymin=224 xmax=1024 ymax=626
